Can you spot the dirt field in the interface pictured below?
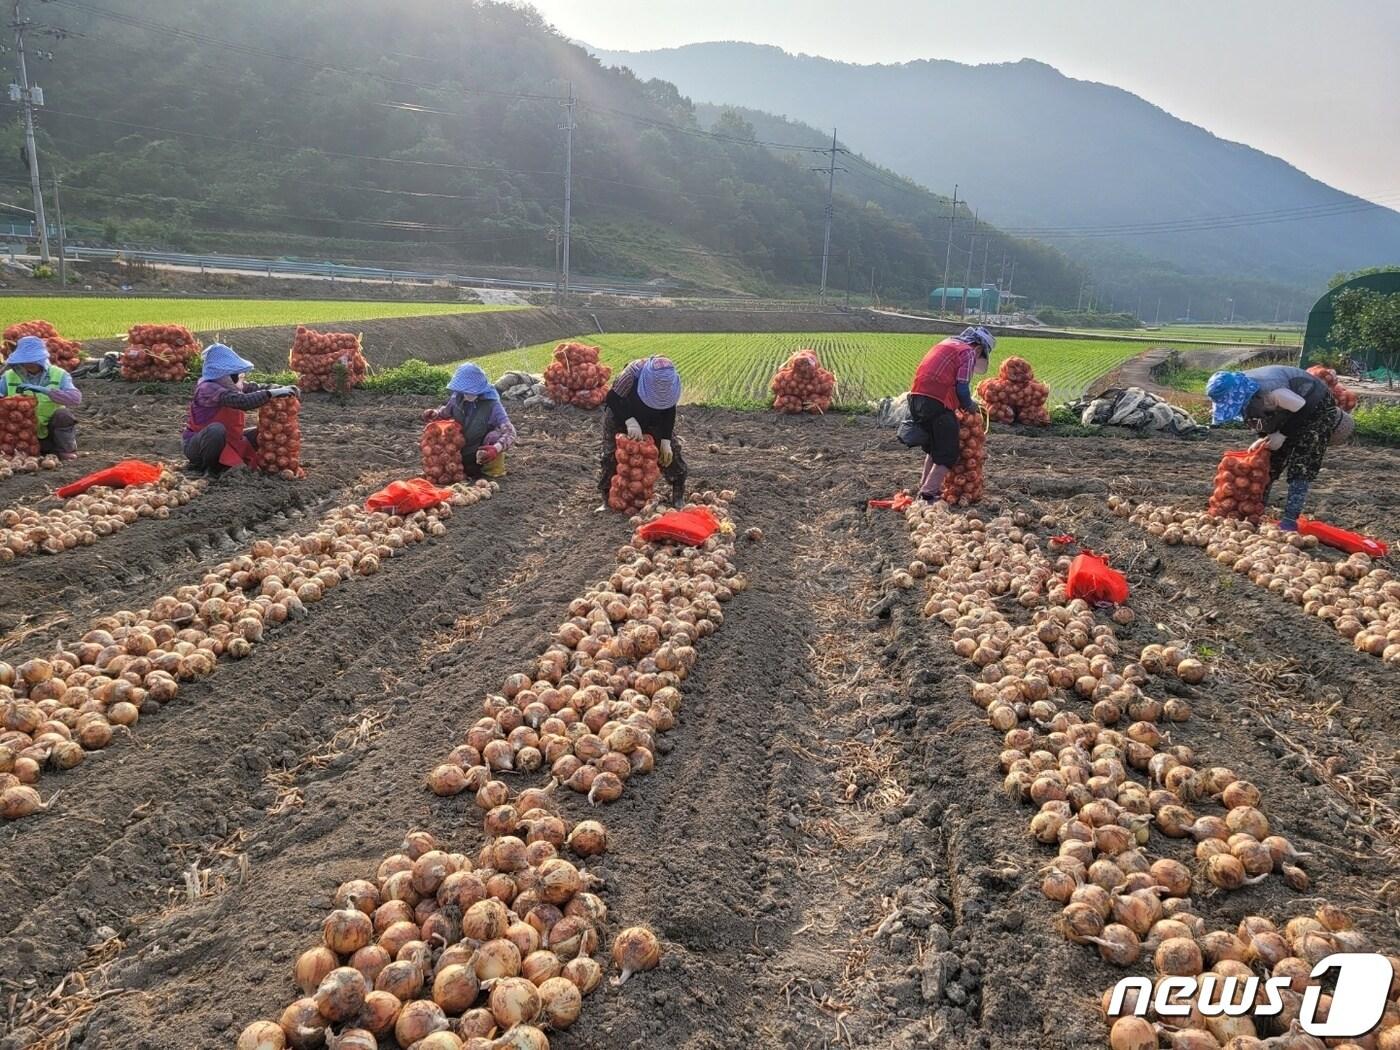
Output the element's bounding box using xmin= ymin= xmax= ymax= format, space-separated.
xmin=1 ymin=383 xmax=1397 ymax=1050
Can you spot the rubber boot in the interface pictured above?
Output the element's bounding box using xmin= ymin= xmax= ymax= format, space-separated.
xmin=670 ymin=481 xmax=686 ymax=507
xmin=1280 ymin=478 xmax=1310 ymax=531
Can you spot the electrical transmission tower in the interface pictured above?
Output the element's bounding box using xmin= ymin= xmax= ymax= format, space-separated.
xmin=812 ymin=129 xmax=846 ymax=303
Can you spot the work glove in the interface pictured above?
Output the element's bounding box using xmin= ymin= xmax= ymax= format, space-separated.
xmin=658 ymin=439 xmax=674 ymax=468
xmin=624 ymin=417 xmax=642 ymax=441
xmin=421 ymin=408 xmax=439 ymax=423
xmin=1265 ymin=432 xmax=1286 ymax=451
xmin=269 ymin=385 xmax=296 ymax=398
xmin=17 ymin=383 xmax=46 ymax=395
xmin=476 ymin=444 xmax=501 ymax=465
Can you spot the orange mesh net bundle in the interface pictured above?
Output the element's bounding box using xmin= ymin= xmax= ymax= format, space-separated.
xmin=942 ymin=410 xmax=987 ymax=506
xmin=1306 ymin=365 xmax=1358 ymax=412
xmin=976 ymin=356 xmax=1051 ymax=426
xmin=543 ymin=341 xmax=611 ymax=409
xmin=256 ymin=397 xmax=306 ymax=479
xmin=608 ymin=434 xmax=660 ymax=514
xmin=0 ymin=397 xmax=39 ymax=456
xmin=420 ymin=419 xmax=466 ymax=485
xmin=2 ymin=320 xmax=82 ymax=371
xmin=1207 ymin=445 xmax=1270 ymax=521
xmin=121 ymin=325 xmax=202 ymax=382
xmin=289 ymin=327 xmax=368 ymax=393
xmin=770 ymin=349 xmax=836 ymax=414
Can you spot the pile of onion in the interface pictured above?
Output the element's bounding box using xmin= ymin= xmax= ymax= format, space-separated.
xmin=0 ymin=469 xmax=204 ymax=562
xmin=543 ymin=342 xmax=611 ymax=410
xmin=0 ymin=452 xmax=59 ymax=479
xmin=607 ymin=435 xmax=661 ymax=515
xmin=941 ymin=409 xmax=987 ymax=506
xmin=290 ymin=327 xmax=368 ymax=393
xmin=2 ymin=320 xmax=82 ymax=372
xmin=238 ymin=826 xmax=609 ymax=1050
xmin=256 ymin=397 xmax=306 ymax=480
xmin=0 ymin=396 xmax=40 ymax=457
xmin=975 ymin=356 xmax=1051 ymax=426
xmin=1115 ymin=496 xmax=1400 ymax=665
xmin=1307 ymin=364 xmax=1359 ymax=412
xmin=120 ymin=324 xmax=201 ymax=382
xmin=429 ymin=491 xmax=745 ymax=809
xmin=421 ymin=420 xmax=467 ymax=486
xmin=770 ymin=349 xmax=835 ymax=414
xmin=1206 ymin=445 xmax=1270 ymax=521
xmin=1 ymin=482 xmax=494 ymax=816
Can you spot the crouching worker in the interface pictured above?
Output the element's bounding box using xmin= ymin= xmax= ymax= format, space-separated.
xmin=1206 ymin=365 xmax=1347 ymax=531
xmin=906 ymin=326 xmax=994 ymax=501
xmin=183 ymin=343 xmax=297 ymax=476
xmin=423 ymin=363 xmax=516 ymax=479
xmin=3 ymin=335 xmax=82 ymax=459
xmin=598 ymin=355 xmax=686 ymax=510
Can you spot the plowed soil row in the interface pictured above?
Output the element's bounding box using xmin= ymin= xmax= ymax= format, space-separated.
xmin=0 ymin=388 xmax=1396 ymax=1050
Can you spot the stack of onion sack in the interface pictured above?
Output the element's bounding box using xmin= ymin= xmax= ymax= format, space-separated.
xmin=1306 ymin=364 xmax=1359 ymax=412
xmin=121 ymin=324 xmax=202 ymax=382
xmin=607 ymin=435 xmax=659 ymax=515
xmin=421 ymin=420 xmax=466 ymax=485
xmin=2 ymin=320 xmax=82 ymax=372
xmin=941 ymin=410 xmax=986 ymax=506
xmin=256 ymin=398 xmax=305 ymax=479
xmin=542 ymin=342 xmax=611 ymax=409
xmin=0 ymin=397 xmax=39 ymax=457
xmin=976 ymin=356 xmax=1051 ymax=426
xmin=1208 ymin=444 xmax=1269 ymax=521
xmin=234 ymin=827 xmax=657 ymax=1050
xmin=290 ymin=327 xmax=368 ymax=393
xmin=770 ymin=349 xmax=835 ymax=414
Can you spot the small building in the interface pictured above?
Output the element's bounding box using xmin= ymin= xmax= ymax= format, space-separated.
xmin=929 ymin=285 xmax=1000 ymax=314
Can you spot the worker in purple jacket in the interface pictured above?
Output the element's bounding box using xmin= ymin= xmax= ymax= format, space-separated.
xmin=182 ymin=343 xmax=298 ymax=476
xmin=422 ymin=363 xmax=517 ymax=479
xmin=2 ymin=335 xmax=82 ymax=458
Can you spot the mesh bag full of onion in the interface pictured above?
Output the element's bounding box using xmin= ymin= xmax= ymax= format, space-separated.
xmin=1306 ymin=364 xmax=1359 ymax=413
xmin=941 ymin=409 xmax=987 ymax=506
xmin=256 ymin=397 xmax=306 ymax=479
xmin=1207 ymin=444 xmax=1270 ymax=521
xmin=421 ymin=419 xmax=466 ymax=485
xmin=976 ymin=356 xmax=1051 ymax=426
xmin=607 ymin=434 xmax=660 ymax=514
xmin=289 ymin=326 xmax=368 ymax=393
xmin=121 ymin=324 xmax=202 ymax=382
xmin=2 ymin=320 xmax=82 ymax=372
xmin=0 ymin=396 xmax=40 ymax=457
xmin=543 ymin=341 xmax=612 ymax=409
xmin=770 ymin=349 xmax=836 ymax=414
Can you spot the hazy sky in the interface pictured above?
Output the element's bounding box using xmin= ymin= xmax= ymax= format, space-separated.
xmin=528 ymin=0 xmax=1399 ymax=205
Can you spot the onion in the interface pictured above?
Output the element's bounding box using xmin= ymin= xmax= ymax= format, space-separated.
xmin=1089 ymin=923 xmax=1142 ymax=966
xmin=535 ymin=859 xmax=583 ymax=905
xmin=432 ymin=963 xmax=480 ymax=1014
xmin=457 ymin=1007 xmax=496 ymax=1039
xmin=1109 ymin=1016 xmax=1157 ymax=1050
xmin=537 ymin=975 xmax=582 ymax=1029
xmin=374 ymin=960 xmax=423 ymax=1001
xmin=474 ymin=939 xmax=522 ymax=981
xmin=489 ymin=976 xmax=541 ymax=1028
xmin=566 ymin=820 xmax=608 ymax=857
xmin=562 ymin=955 xmax=603 ymax=995
xmin=395 ymin=999 xmax=449 ymax=1047
xmin=1154 ymin=937 xmax=1203 ymax=977
xmin=356 ymin=990 xmax=401 ymax=1034
xmin=313 ymin=967 xmax=367 ymax=1023
xmin=238 ymin=1021 xmax=287 ymax=1050
xmin=324 ymin=908 xmax=373 ymax=955
xmin=487 ymin=1026 xmax=550 ymax=1050
xmin=279 ymin=998 xmax=325 ymax=1050
xmin=0 ymin=785 xmax=54 ymax=820
xmin=295 ymin=946 xmax=338 ymax=994
xmin=611 ymin=926 xmax=662 ymax=984
xmin=522 ymin=949 xmax=563 ymax=985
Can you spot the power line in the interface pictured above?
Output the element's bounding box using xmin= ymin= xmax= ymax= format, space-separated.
xmin=576 ymin=100 xmax=828 ymax=154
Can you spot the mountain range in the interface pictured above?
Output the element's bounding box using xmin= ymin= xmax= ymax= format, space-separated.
xmin=594 ymin=41 xmax=1400 ymax=316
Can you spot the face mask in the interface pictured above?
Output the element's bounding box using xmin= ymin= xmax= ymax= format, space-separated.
xmin=973 ymin=355 xmax=991 ymax=376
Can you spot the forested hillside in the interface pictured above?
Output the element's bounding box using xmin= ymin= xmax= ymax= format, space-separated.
xmin=0 ymin=0 xmax=1083 ymax=304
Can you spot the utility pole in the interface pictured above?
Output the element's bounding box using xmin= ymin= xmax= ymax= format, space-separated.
xmin=10 ymin=0 xmax=57 ymax=264
xmin=843 ymin=249 xmax=851 ymax=309
xmin=978 ymin=238 xmax=990 ymax=317
xmin=1155 ymin=297 xmax=1161 ymax=325
xmin=1005 ymin=259 xmax=1016 ymax=308
xmin=51 ymin=173 xmax=64 ymax=286
xmin=940 ymin=184 xmax=958 ymax=313
xmin=1076 ymin=278 xmax=1086 ymax=311
xmin=813 ymin=128 xmax=845 ymax=303
xmin=961 ymin=210 xmax=978 ymax=321
xmin=559 ymin=83 xmax=575 ymax=300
